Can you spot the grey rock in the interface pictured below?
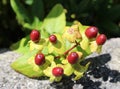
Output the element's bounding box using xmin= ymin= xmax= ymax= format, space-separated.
xmin=0 ymin=38 xmax=120 ymax=89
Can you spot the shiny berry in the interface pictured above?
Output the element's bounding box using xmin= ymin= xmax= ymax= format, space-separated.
xmin=67 ymin=52 xmax=79 ymax=64
xmin=35 ymin=53 xmax=45 ymax=65
xmin=49 ymin=35 xmax=57 ymax=43
xmin=96 ymin=34 xmax=107 ymax=45
xmin=30 ymin=30 xmax=40 ymax=42
xmin=52 ymin=67 xmax=64 ymax=77
xmin=85 ymin=26 xmax=98 ymax=38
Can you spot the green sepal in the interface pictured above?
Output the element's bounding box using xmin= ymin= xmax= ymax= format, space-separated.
xmin=73 ymin=62 xmax=90 ymax=80
xmin=90 ymin=41 xmax=102 ymax=53
xmin=45 ymin=55 xmax=54 ymax=63
xmin=50 ymin=76 xmax=62 ymax=82
xmin=48 ymin=34 xmax=66 ymax=55
xmin=63 ymin=25 xmax=82 ymax=43
xmin=63 ymin=63 xmax=74 ymax=76
xmin=29 ymin=38 xmax=48 ymax=51
xmin=43 ymin=63 xmax=64 ymax=82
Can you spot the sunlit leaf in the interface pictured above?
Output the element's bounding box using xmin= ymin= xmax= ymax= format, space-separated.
xmin=41 ymin=4 xmax=66 ymax=34
xmin=11 ymin=49 xmax=45 ymax=78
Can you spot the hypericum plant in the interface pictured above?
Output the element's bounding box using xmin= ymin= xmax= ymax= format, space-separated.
xmin=10 ymin=3 xmax=107 ymax=82
xmin=11 ymin=22 xmax=107 ymax=82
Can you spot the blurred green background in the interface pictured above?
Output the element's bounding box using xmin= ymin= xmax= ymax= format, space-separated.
xmin=0 ymin=0 xmax=120 ymax=48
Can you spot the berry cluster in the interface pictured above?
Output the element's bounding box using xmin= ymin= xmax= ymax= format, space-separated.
xmin=31 ymin=30 xmax=80 ymax=76
xmin=85 ymin=26 xmax=107 ymax=45
xmin=11 ymin=24 xmax=107 ymax=82
xmin=29 ymin=26 xmax=107 ymax=81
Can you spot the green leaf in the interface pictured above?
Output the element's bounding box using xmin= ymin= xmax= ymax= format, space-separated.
xmin=24 ymin=0 xmax=33 ymax=5
xmin=11 ymin=49 xmax=45 ymax=78
xmin=23 ymin=17 xmax=42 ymax=30
xmin=10 ymin=0 xmax=43 ymax=30
xmin=10 ymin=0 xmax=32 ymax=25
xmin=31 ymin=0 xmax=44 ymax=20
xmin=99 ymin=21 xmax=120 ymax=36
xmin=77 ymin=0 xmax=91 ymax=13
xmin=41 ymin=4 xmax=66 ymax=34
xmin=108 ymin=5 xmax=120 ymax=21
xmin=10 ymin=35 xmax=29 ymax=54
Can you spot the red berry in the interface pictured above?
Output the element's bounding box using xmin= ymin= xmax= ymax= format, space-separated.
xmin=30 ymin=30 xmax=40 ymax=42
xmin=49 ymin=35 xmax=57 ymax=43
xmin=35 ymin=53 xmax=45 ymax=65
xmin=85 ymin=26 xmax=98 ymax=38
xmin=67 ymin=52 xmax=79 ymax=64
xmin=52 ymin=67 xmax=64 ymax=77
xmin=96 ymin=34 xmax=107 ymax=45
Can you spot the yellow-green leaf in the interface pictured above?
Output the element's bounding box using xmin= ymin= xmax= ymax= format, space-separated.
xmin=11 ymin=49 xmax=45 ymax=78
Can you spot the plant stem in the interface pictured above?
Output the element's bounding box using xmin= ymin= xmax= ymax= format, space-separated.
xmin=64 ymin=44 xmax=77 ymax=55
xmin=54 ymin=41 xmax=79 ymax=59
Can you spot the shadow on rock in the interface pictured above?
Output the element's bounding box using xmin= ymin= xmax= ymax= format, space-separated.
xmin=50 ymin=53 xmax=120 ymax=89
xmin=80 ymin=53 xmax=111 ymax=69
xmin=50 ymin=76 xmax=74 ymax=89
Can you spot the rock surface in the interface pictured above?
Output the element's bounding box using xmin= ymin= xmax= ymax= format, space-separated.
xmin=0 ymin=38 xmax=120 ymax=89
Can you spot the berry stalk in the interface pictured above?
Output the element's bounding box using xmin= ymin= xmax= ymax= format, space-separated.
xmin=55 ymin=41 xmax=79 ymax=59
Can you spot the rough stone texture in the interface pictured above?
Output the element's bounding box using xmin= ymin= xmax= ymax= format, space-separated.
xmin=102 ymin=38 xmax=120 ymax=72
xmin=0 ymin=38 xmax=120 ymax=89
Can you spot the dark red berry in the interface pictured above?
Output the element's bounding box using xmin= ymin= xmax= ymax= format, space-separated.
xmin=52 ymin=67 xmax=64 ymax=77
xmin=85 ymin=26 xmax=98 ymax=38
xmin=49 ymin=35 xmax=57 ymax=43
xmin=96 ymin=34 xmax=107 ymax=45
xmin=35 ymin=53 xmax=45 ymax=65
xmin=67 ymin=52 xmax=79 ymax=64
xmin=30 ymin=30 xmax=40 ymax=42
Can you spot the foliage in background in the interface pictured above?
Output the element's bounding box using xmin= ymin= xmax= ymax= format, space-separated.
xmin=0 ymin=0 xmax=120 ymax=48
xmin=0 ymin=0 xmax=24 ymax=48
